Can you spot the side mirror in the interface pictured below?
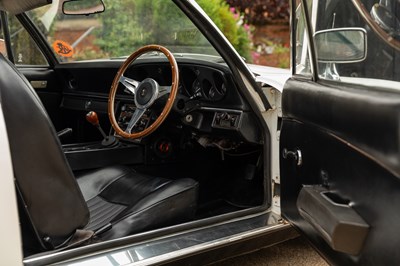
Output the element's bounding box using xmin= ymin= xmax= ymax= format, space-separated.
xmin=62 ymin=0 xmax=105 ymax=15
xmin=314 ymin=28 xmax=367 ymax=63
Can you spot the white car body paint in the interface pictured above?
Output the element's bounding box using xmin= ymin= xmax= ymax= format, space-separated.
xmin=246 ymin=65 xmax=290 ymax=215
xmin=247 ymin=64 xmax=291 ymax=92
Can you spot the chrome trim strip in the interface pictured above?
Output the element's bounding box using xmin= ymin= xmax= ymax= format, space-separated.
xmin=130 ymin=223 xmax=291 ymax=266
xmin=25 ymin=212 xmax=283 ymax=265
xmin=199 ymin=107 xmax=243 ymax=114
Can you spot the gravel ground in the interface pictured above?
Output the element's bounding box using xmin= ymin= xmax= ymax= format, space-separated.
xmin=211 ymin=237 xmax=328 ymax=266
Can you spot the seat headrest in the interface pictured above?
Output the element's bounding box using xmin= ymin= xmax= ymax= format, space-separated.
xmin=0 ymin=0 xmax=51 ymax=15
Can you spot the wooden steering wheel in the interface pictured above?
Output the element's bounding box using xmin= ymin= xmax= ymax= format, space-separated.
xmin=108 ymin=45 xmax=179 ymax=139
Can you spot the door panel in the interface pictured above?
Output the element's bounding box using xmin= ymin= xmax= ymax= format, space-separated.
xmin=281 ymin=78 xmax=400 ymax=265
xmin=19 ymin=68 xmax=64 ymax=131
xmin=55 ymin=62 xmax=121 ymax=143
xmin=20 ymin=63 xmax=121 ymax=143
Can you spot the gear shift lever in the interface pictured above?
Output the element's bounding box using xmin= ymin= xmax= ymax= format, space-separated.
xmin=86 ymin=111 xmax=118 ymax=146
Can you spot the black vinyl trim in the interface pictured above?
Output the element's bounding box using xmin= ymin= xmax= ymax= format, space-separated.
xmin=300 ymin=0 xmax=318 ymax=81
xmin=290 ymin=0 xmax=296 ymax=76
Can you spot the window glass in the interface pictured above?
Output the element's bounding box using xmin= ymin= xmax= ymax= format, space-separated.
xmin=0 ymin=17 xmax=6 ymax=57
xmin=27 ymin=0 xmax=219 ymax=63
xmin=7 ymin=15 xmax=48 ymax=65
xmin=313 ymin=0 xmax=400 ymax=85
xmin=294 ymin=0 xmax=313 ymax=76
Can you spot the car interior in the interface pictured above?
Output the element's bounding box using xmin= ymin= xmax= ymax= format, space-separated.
xmin=0 ymin=0 xmax=267 ymax=258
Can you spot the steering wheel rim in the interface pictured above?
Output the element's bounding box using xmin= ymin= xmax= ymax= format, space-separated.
xmin=108 ymin=45 xmax=179 ymax=139
xmin=351 ymin=0 xmax=400 ymax=52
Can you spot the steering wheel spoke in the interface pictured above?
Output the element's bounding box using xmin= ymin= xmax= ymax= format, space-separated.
xmin=120 ymin=75 xmax=139 ymax=95
xmin=125 ymin=107 xmax=146 ymax=134
xmin=109 ymin=45 xmax=179 ymax=139
xmin=157 ymin=85 xmax=171 ymax=99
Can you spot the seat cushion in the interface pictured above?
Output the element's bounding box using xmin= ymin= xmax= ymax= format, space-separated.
xmin=76 ymin=165 xmax=198 ymax=239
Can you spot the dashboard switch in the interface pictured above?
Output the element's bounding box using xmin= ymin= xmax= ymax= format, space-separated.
xmin=230 ymin=116 xmax=237 ymax=126
xmin=212 ymin=111 xmax=241 ymax=129
xmin=185 ymin=114 xmax=193 ymax=123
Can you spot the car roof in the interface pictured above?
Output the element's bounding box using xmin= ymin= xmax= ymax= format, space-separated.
xmin=0 ymin=0 xmax=51 ymax=15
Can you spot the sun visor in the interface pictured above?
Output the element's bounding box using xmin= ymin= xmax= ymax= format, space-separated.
xmin=0 ymin=0 xmax=52 ymax=15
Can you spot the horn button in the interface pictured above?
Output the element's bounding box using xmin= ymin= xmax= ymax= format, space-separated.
xmin=135 ymin=78 xmax=159 ymax=107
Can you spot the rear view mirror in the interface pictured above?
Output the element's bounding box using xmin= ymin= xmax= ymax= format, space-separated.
xmin=62 ymin=0 xmax=105 ymax=15
xmin=314 ymin=28 xmax=367 ymax=63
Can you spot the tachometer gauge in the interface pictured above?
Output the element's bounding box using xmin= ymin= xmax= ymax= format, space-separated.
xmin=216 ymin=82 xmax=227 ymax=95
xmin=202 ymin=78 xmax=226 ymax=101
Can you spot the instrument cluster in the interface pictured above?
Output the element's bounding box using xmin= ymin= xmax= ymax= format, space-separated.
xmin=125 ymin=63 xmax=229 ymax=102
xmin=180 ymin=66 xmax=228 ymax=102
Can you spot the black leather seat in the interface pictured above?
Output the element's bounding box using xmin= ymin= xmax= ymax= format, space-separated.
xmin=77 ymin=166 xmax=198 ymax=240
xmin=0 ymin=53 xmax=198 ymax=251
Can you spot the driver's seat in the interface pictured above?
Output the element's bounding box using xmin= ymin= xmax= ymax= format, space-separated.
xmin=0 ymin=53 xmax=198 ymax=251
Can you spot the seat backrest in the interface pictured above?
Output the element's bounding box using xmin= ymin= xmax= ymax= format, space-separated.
xmin=0 ymin=54 xmax=89 ymax=249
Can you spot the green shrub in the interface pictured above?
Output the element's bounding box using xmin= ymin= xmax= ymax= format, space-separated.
xmin=226 ymin=0 xmax=290 ymax=25
xmin=198 ymin=0 xmax=251 ymax=60
xmin=95 ymin=0 xmax=144 ymax=56
xmin=95 ymin=0 xmax=251 ymax=60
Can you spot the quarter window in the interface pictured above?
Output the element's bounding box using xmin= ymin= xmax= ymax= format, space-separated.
xmin=0 ymin=16 xmax=6 ymax=57
xmin=7 ymin=15 xmax=48 ymax=66
xmin=294 ymin=0 xmax=313 ymax=77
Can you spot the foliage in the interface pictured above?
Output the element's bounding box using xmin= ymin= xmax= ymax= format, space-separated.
xmin=73 ymin=47 xmax=110 ymax=61
xmin=95 ymin=0 xmax=251 ymax=60
xmin=197 ymin=0 xmax=251 ymax=60
xmin=272 ymin=43 xmax=290 ymax=68
xmin=252 ymin=40 xmax=290 ymax=68
xmin=226 ymin=0 xmax=289 ymax=25
xmin=7 ymin=15 xmax=47 ymax=65
xmin=94 ymin=0 xmax=145 ymax=57
xmin=95 ymin=0 xmax=210 ymax=56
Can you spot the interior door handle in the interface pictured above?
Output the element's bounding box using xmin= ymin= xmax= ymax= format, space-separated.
xmin=30 ymin=80 xmax=48 ymax=89
xmin=283 ymin=148 xmax=302 ymax=166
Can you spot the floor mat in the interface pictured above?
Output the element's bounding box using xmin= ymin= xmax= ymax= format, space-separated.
xmin=196 ymin=199 xmax=242 ymax=219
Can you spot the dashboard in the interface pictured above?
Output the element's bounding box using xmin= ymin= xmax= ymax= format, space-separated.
xmin=124 ymin=62 xmax=234 ymax=104
xmin=59 ymin=59 xmax=262 ymax=145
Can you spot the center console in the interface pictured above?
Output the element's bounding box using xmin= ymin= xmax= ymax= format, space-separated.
xmin=63 ymin=109 xmax=145 ymax=171
xmin=63 ymin=141 xmax=144 ymax=171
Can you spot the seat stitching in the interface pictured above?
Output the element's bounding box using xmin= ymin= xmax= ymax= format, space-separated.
xmin=87 ymin=209 xmax=122 ymax=230
xmin=84 ymin=169 xmax=135 ymax=201
xmin=88 ymin=196 xmax=126 ymax=213
xmin=87 ymin=203 xmax=126 ymax=230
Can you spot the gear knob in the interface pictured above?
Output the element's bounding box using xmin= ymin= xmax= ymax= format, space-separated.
xmin=86 ymin=111 xmax=99 ymax=126
xmin=85 ymin=110 xmax=118 ymax=147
